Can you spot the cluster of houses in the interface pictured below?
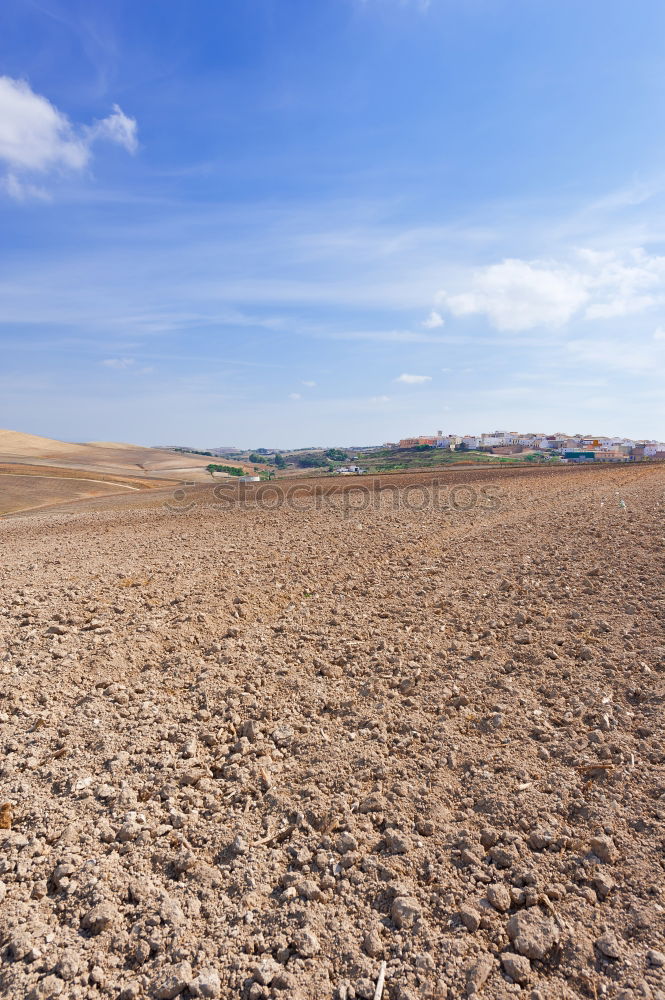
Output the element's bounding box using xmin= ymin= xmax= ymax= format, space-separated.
xmin=391 ymin=430 xmax=665 ymax=462
xmin=334 ymin=464 xmax=367 ymax=475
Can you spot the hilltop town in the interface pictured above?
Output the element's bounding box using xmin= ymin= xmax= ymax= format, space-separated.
xmin=392 ymin=430 xmax=665 ymax=462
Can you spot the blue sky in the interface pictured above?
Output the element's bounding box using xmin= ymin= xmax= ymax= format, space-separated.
xmin=1 ymin=0 xmax=665 ymax=447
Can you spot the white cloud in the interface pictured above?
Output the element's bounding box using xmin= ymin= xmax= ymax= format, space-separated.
xmin=301 ymin=380 xmax=317 ymax=387
xmin=102 ymin=358 xmax=135 ymax=369
xmin=1 ymin=174 xmax=50 ymax=201
xmin=288 ymin=392 xmax=302 ymax=399
xmin=580 ymin=247 xmax=665 ymax=319
xmin=369 ymin=395 xmax=391 ymax=402
xmin=87 ymin=104 xmax=138 ymax=154
xmin=654 ymin=327 xmax=665 ymax=340
xmin=0 ymin=76 xmax=137 ymax=200
xmin=438 ymin=248 xmax=665 ymax=332
xmin=422 ymin=309 xmax=444 ymax=328
xmin=440 ymin=258 xmax=589 ymax=331
xmin=395 ymin=373 xmax=432 ymax=384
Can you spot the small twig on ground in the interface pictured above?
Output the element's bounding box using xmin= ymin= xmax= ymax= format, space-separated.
xmin=540 ymin=893 xmax=568 ymax=931
xmin=253 ymin=823 xmax=296 ymax=847
xmin=373 ymin=960 xmax=387 ymax=1000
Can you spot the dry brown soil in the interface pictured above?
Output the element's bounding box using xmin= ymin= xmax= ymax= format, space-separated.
xmin=0 ymin=464 xmax=664 ymax=1000
xmin=0 ymin=466 xmax=176 ymax=517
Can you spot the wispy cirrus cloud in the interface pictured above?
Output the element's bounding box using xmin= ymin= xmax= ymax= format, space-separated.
xmin=102 ymin=358 xmax=153 ymax=374
xmin=394 ymin=373 xmax=431 ymax=384
xmin=0 ymin=76 xmax=137 ymax=200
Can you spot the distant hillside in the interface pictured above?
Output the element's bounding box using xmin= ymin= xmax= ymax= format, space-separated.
xmin=0 ymin=429 xmax=242 ymax=478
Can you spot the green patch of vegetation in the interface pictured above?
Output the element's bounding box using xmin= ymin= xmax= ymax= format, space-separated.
xmin=171 ymin=447 xmax=215 ymax=456
xmin=206 ymin=464 xmax=243 ymax=476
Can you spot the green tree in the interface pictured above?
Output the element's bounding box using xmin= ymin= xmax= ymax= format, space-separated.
xmin=207 ymin=464 xmax=243 ymax=476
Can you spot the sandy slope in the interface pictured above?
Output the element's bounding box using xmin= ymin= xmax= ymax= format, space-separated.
xmin=0 ymin=464 xmax=664 ymax=1000
xmin=0 ymin=430 xmax=221 ymax=476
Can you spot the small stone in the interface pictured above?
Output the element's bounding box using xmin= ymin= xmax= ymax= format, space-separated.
xmin=28 ymin=974 xmax=64 ymax=999
xmin=118 ymin=985 xmax=141 ymax=1000
xmin=385 ymin=828 xmax=411 ymax=854
xmin=271 ymin=725 xmax=294 ymax=748
xmin=358 ymin=792 xmax=386 ymax=814
xmin=51 ymin=862 xmax=76 ymax=889
xmin=230 ymin=833 xmax=249 ymax=856
xmin=31 ymin=880 xmax=48 ymax=900
xmin=460 ymin=905 xmax=481 ymax=932
xmin=466 ymin=954 xmax=493 ymax=995
xmin=486 ymin=883 xmax=511 ymax=913
xmin=595 ymin=932 xmax=621 ymax=959
xmin=272 ymin=971 xmax=296 ymax=990
xmin=90 ymin=966 xmax=105 ymax=986
xmin=363 ymin=928 xmax=383 ymax=957
xmin=8 ymin=930 xmax=33 ymax=960
xmin=391 ymin=895 xmax=422 ymax=929
xmin=160 ymin=897 xmax=186 ymax=926
xmin=489 ymin=844 xmax=518 ymax=869
xmin=55 ymin=953 xmax=80 ymax=981
xmin=590 ymin=835 xmax=619 ymax=863
xmin=337 ymin=832 xmax=358 ymax=853
xmin=116 ymin=821 xmax=141 ymax=843
xmin=252 ymin=958 xmax=280 ymax=986
xmin=292 ymin=927 xmax=320 ymax=958
xmin=297 ymin=878 xmax=322 ymax=901
xmin=189 ymin=969 xmax=222 ymax=998
xmin=81 ymin=901 xmax=116 ymax=934
xmin=593 ymin=872 xmax=615 ymax=900
xmin=461 ymin=847 xmax=483 ymax=867
xmin=647 ymin=949 xmax=665 ymax=968
xmin=507 ymin=910 xmax=560 ymax=961
xmin=355 ymin=978 xmax=376 ymax=1000
xmin=528 ymin=827 xmax=555 ymax=851
xmin=152 ymin=960 xmax=193 ymax=999
xmin=500 ymin=952 xmax=531 ymax=985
